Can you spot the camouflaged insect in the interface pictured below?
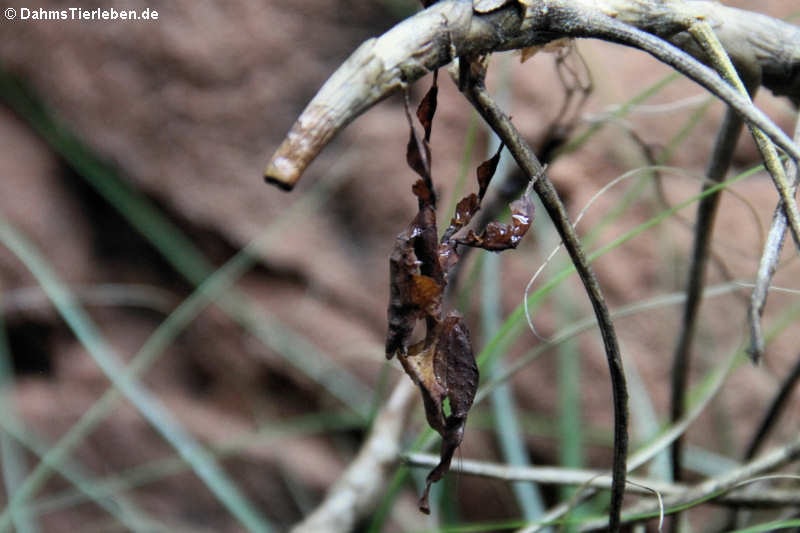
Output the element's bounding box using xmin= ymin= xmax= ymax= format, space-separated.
xmin=387 ymin=72 xmax=534 ymax=513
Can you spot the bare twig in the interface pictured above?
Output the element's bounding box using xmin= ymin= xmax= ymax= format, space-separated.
xmin=731 ymin=113 xmax=800 ymax=529
xmin=572 ymin=9 xmax=799 ymax=167
xmin=461 ymin=60 xmax=628 ymax=533
xmin=264 ymin=0 xmax=800 ymax=190
xmin=745 ymin=350 xmax=800 ymax=461
xmin=403 ymin=452 xmax=800 ymax=508
xmin=688 ymin=20 xmax=800 ymax=256
xmin=290 ymin=379 xmax=416 ymax=533
xmin=748 ymin=116 xmax=800 ymax=361
xmin=667 ymin=19 xmax=796 ymax=528
xmin=728 ymin=348 xmax=800 ymax=528
xmin=515 ymin=329 xmax=740 ymax=533
xmin=669 ymin=97 xmax=750 ymax=485
xmin=447 ymin=47 xmax=591 ymax=297
xmin=666 ymin=99 xmax=748 ymax=532
xmin=579 ymin=431 xmax=800 ymax=531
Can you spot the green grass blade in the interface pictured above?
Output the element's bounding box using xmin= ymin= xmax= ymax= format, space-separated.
xmin=558 ymin=72 xmax=681 ymax=156
xmin=0 ymin=69 xmax=209 ymax=283
xmin=731 ymin=519 xmax=800 ymax=533
xmin=659 ymin=98 xmax=714 ymax=164
xmin=0 ymin=168 xmax=359 ymax=529
xmin=475 ymin=158 xmax=765 ymax=408
xmin=366 ymin=428 xmax=438 ymax=533
xmin=0 ymin=431 xmax=35 ymax=533
xmin=625 ymin=351 xmax=671 ymax=479
xmin=24 ymin=411 xmax=362 ymax=520
xmin=0 ymin=215 xmax=273 ymax=533
xmin=0 ymin=67 xmax=372 ymax=417
xmin=483 ymin=252 xmax=548 ymax=524
xmin=0 ymin=416 xmax=166 ymax=532
xmin=480 ymin=56 xmax=549 ymax=524
xmin=0 ymin=296 xmax=38 ymax=533
xmin=480 ymin=281 xmax=747 ymax=432
xmin=581 ymin=97 xmax=714 ymax=250
xmin=554 ymin=286 xmax=583 ymax=498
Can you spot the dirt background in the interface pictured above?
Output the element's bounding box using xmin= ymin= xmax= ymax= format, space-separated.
xmin=0 ymin=1 xmax=799 ymax=531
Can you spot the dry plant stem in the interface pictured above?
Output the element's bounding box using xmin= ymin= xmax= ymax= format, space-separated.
xmin=748 ymin=117 xmax=800 ymax=360
xmin=404 ymin=452 xmax=800 ymax=508
xmin=670 ymin=21 xmax=794 ymax=526
xmin=579 ymin=430 xmax=800 ymax=531
xmin=463 ymin=71 xmax=628 ymax=533
xmin=724 ymin=353 xmax=800 ymax=533
xmin=748 ymin=201 xmax=795 ymax=359
xmin=446 ymin=57 xmax=589 ymax=295
xmin=687 ymin=21 xmax=800 ymax=254
xmin=669 ymin=105 xmax=748 ymax=485
xmin=518 ymin=343 xmax=737 ymax=532
xmin=730 ymin=350 xmax=800 ymax=533
xmin=745 ymin=350 xmax=800 ymax=461
xmin=264 ymin=1 xmax=800 ymax=190
xmin=290 ymin=379 xmax=416 ymax=533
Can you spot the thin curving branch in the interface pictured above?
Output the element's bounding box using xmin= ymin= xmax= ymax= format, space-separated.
xmin=580 ymin=435 xmax=800 ymax=531
xmin=517 ymin=341 xmax=739 ymax=533
xmin=290 ymin=379 xmax=416 ymax=533
xmin=446 ymin=56 xmax=590 ymax=298
xmin=263 ymin=0 xmax=800 ymax=190
xmin=745 ymin=350 xmax=800 ymax=461
xmin=461 ymin=62 xmax=629 ymax=533
xmin=727 ymin=348 xmax=800 ymax=530
xmin=688 ymin=20 xmax=800 ymax=258
xmin=404 ymin=452 xmax=800 ymax=508
xmin=749 ymin=116 xmax=800 ymax=361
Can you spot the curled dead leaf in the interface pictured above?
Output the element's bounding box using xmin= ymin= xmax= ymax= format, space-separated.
xmin=456 ymin=193 xmax=534 ymax=251
xmin=418 ymin=312 xmax=478 ymax=513
xmin=417 ymin=71 xmax=439 ymax=142
xmin=477 ymin=142 xmax=504 ymax=200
